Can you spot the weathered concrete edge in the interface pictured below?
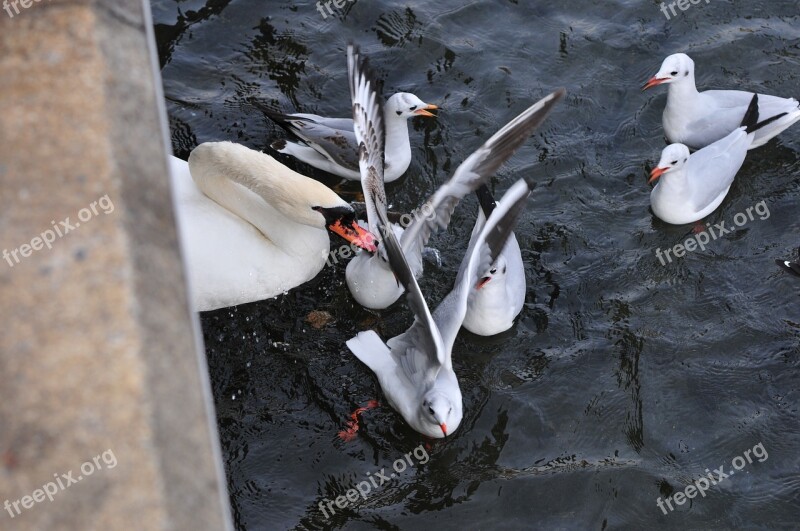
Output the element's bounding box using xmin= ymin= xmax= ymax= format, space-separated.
xmin=97 ymin=1 xmax=234 ymax=529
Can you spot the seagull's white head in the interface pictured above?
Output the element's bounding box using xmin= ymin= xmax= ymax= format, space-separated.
xmin=643 ymin=53 xmax=695 ymax=90
xmin=421 ymin=392 xmax=459 ymax=438
xmin=476 ymin=255 xmax=508 ymax=290
xmin=387 ymin=93 xmax=438 ymax=119
xmin=650 ymin=143 xmax=690 ymax=183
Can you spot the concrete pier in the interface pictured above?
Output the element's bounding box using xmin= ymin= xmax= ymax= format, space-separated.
xmin=0 ymin=1 xmax=233 ymax=529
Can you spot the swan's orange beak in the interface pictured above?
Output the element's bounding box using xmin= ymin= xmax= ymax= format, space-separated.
xmin=440 ymin=423 xmax=447 ymax=436
xmin=642 ymin=76 xmax=668 ymax=91
xmin=329 ymin=220 xmax=378 ymax=252
xmin=649 ymin=167 xmax=667 ymax=184
xmin=414 ymin=104 xmax=438 ymax=117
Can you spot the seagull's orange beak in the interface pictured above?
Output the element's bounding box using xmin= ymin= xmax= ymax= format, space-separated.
xmin=439 ymin=423 xmax=447 ymax=436
xmin=642 ymin=76 xmax=669 ymax=91
xmin=414 ymin=104 xmax=438 ymax=117
xmin=329 ymin=219 xmax=378 ymax=252
xmin=476 ymin=276 xmax=491 ymax=290
xmin=649 ymin=167 xmax=667 ymax=184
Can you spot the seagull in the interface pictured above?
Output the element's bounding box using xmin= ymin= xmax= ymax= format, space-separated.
xmin=257 ymin=73 xmax=437 ymax=182
xmin=461 ymin=185 xmax=526 ymax=336
xmin=649 ymin=94 xmax=787 ymax=225
xmin=170 ymin=142 xmax=375 ymax=311
xmin=344 ymin=43 xmax=565 ymax=310
xmin=776 ymin=251 xmax=800 ymax=278
xmin=346 ymin=176 xmax=536 ymax=438
xmin=643 ymin=52 xmax=800 ymax=150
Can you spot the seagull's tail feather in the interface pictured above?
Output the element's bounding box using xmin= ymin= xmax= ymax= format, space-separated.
xmin=741 ymin=93 xmax=790 ymax=134
xmin=346 ymin=331 xmax=394 ymax=374
xmin=740 ymin=94 xmax=760 ymax=132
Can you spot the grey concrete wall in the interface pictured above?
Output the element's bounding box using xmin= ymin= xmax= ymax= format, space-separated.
xmin=0 ymin=0 xmax=233 ymax=529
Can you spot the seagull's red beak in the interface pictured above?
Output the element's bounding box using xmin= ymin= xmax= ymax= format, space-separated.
xmin=475 ymin=276 xmax=491 ymax=290
xmin=649 ymin=167 xmax=667 ymax=184
xmin=329 ymin=220 xmax=378 ymax=252
xmin=414 ymin=104 xmax=438 ymax=117
xmin=642 ymin=76 xmax=669 ymax=91
xmin=439 ymin=423 xmax=447 ymax=436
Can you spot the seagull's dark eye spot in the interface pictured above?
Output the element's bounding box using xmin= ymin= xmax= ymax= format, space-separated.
xmin=409 ymin=106 xmax=417 ymax=111
xmin=670 ymin=71 xmax=678 ymax=76
xmin=684 ymin=71 xmax=689 ymax=76
xmin=671 ymin=160 xmax=678 ymax=165
xmin=503 ymin=266 xmax=507 ymax=274
xmin=684 ymin=158 xmax=688 ymax=162
xmin=396 ymin=110 xmax=402 ymax=116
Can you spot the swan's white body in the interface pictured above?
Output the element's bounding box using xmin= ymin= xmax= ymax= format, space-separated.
xmin=170 ymin=142 xmax=357 ymax=311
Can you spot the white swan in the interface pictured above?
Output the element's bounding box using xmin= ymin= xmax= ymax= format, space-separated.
xmin=169 ymin=141 xmax=374 ymax=311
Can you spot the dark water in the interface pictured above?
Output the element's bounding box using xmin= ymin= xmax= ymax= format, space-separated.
xmin=151 ymin=0 xmax=800 ymax=528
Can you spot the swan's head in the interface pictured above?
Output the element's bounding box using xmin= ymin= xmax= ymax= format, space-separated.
xmin=312 ymin=205 xmax=377 ymax=252
xmin=476 ymin=255 xmax=508 ymax=290
xmin=420 ymin=391 xmax=461 ymax=438
xmin=643 ymin=53 xmax=695 ymax=90
xmin=650 ymin=144 xmax=690 ymax=183
xmin=386 ymin=93 xmax=438 ymax=119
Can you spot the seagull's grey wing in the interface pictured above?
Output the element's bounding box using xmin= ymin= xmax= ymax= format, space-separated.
xmin=284 ymin=119 xmax=360 ymax=170
xmin=255 ymin=103 xmax=360 ymax=170
xmin=291 ymin=113 xmax=355 ymax=131
xmin=375 ymin=197 xmax=445 ymax=386
xmin=434 ymin=177 xmax=534 ymax=353
xmin=400 ymin=88 xmax=565 ymax=262
xmin=348 ymin=44 xmax=387 ymax=235
xmin=686 ymin=129 xmax=749 ymax=209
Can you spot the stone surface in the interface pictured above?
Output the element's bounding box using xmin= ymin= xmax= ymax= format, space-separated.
xmin=0 ymin=1 xmax=232 ymax=529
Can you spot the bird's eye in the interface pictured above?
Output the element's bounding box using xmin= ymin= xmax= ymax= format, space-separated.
xmin=670 ymin=71 xmax=678 ymax=76
xmin=428 ymin=407 xmax=435 ymax=415
xmin=490 ymin=268 xmax=497 ymax=274
xmin=409 ymin=106 xmax=417 ymax=111
xmin=670 ymin=160 xmax=678 ymax=165
xmin=396 ymin=110 xmax=402 ymax=116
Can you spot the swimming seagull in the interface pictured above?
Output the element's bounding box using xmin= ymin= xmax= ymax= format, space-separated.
xmin=649 ymin=94 xmax=787 ymax=225
xmin=345 ymin=42 xmax=565 ymax=309
xmin=643 ymin=53 xmax=800 ymax=150
xmin=461 ymin=184 xmax=526 ymax=336
xmin=257 ymin=67 xmax=437 ymax=182
xmin=346 ymin=176 xmax=536 ymax=438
